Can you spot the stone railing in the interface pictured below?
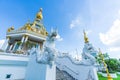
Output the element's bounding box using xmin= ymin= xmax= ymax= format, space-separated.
xmin=56 ymin=62 xmax=79 ymax=79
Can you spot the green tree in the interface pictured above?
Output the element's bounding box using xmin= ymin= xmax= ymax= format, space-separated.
xmin=97 ymin=52 xmax=120 ymax=73
xmin=105 ymin=58 xmax=120 ymax=72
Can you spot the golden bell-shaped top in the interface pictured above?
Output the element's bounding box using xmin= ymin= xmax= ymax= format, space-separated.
xmin=36 ymin=8 xmax=43 ymax=20
xmin=83 ymin=30 xmax=89 ymax=43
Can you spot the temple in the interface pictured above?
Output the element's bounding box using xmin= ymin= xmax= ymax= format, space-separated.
xmin=0 ymin=8 xmax=105 ymax=80
xmin=1 ymin=8 xmax=48 ymax=55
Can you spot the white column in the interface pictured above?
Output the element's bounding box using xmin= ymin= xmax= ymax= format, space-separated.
xmin=18 ymin=36 xmax=25 ymax=50
xmin=1 ymin=37 xmax=10 ymax=51
xmin=40 ymin=42 xmax=43 ymax=50
xmin=21 ymin=36 xmax=25 ymax=43
xmin=12 ymin=42 xmax=17 ymax=51
xmin=24 ymin=35 xmax=28 ymax=42
xmin=40 ymin=40 xmax=45 ymax=51
xmin=9 ymin=44 xmax=13 ymax=51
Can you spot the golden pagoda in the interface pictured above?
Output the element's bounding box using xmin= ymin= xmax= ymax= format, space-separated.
xmin=3 ymin=8 xmax=48 ymax=54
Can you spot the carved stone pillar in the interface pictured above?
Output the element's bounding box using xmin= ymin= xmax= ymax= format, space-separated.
xmin=9 ymin=44 xmax=13 ymax=51
xmin=40 ymin=42 xmax=43 ymax=50
xmin=40 ymin=40 xmax=45 ymax=50
xmin=1 ymin=37 xmax=10 ymax=51
xmin=12 ymin=42 xmax=17 ymax=51
xmin=18 ymin=36 xmax=25 ymax=50
xmin=24 ymin=35 xmax=28 ymax=42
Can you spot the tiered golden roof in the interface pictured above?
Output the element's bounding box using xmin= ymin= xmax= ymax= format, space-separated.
xmin=7 ymin=8 xmax=48 ymax=36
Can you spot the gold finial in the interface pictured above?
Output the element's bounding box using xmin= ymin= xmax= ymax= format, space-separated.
xmin=98 ymin=48 xmax=113 ymax=80
xmin=83 ymin=30 xmax=89 ymax=43
xmin=36 ymin=8 xmax=43 ymax=20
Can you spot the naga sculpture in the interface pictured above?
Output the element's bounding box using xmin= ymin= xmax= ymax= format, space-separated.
xmin=81 ymin=31 xmax=98 ymax=65
xmin=29 ymin=28 xmax=58 ymax=66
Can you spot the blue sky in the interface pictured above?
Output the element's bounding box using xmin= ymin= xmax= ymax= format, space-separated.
xmin=0 ymin=0 xmax=120 ymax=59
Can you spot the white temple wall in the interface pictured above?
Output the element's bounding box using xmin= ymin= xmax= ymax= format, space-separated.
xmin=0 ymin=65 xmax=26 ymax=80
xmin=0 ymin=53 xmax=28 ymax=80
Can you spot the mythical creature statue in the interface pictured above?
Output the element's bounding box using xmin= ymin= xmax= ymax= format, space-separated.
xmin=82 ymin=43 xmax=98 ymax=65
xmin=29 ymin=28 xmax=58 ymax=66
xmin=81 ymin=31 xmax=98 ymax=65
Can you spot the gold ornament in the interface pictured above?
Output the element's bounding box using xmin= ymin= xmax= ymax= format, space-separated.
xmin=36 ymin=8 xmax=43 ymax=20
xmin=83 ymin=30 xmax=89 ymax=43
xmin=7 ymin=26 xmax=14 ymax=32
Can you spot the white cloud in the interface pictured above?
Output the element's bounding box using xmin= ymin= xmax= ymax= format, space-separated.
xmin=70 ymin=16 xmax=81 ymax=29
xmin=56 ymin=34 xmax=63 ymax=41
xmin=99 ymin=19 xmax=120 ymax=46
xmin=99 ymin=19 xmax=120 ymax=52
xmin=108 ymin=47 xmax=120 ymax=52
xmin=0 ymin=40 xmax=5 ymax=48
xmin=107 ymin=47 xmax=120 ymax=59
xmin=99 ymin=10 xmax=120 ymax=57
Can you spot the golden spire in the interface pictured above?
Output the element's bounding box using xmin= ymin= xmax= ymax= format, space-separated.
xmin=36 ymin=8 xmax=43 ymax=20
xmin=83 ymin=30 xmax=89 ymax=43
xmin=98 ymin=48 xmax=113 ymax=80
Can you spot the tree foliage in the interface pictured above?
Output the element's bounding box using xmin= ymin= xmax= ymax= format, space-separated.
xmin=96 ymin=52 xmax=120 ymax=72
xmin=105 ymin=58 xmax=120 ymax=72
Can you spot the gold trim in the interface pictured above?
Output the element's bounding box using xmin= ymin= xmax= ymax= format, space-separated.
xmin=7 ymin=26 xmax=14 ymax=32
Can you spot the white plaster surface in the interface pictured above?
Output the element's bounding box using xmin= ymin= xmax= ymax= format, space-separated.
xmin=0 ymin=54 xmax=28 ymax=80
xmin=25 ymin=54 xmax=56 ymax=80
xmin=56 ymin=57 xmax=98 ymax=80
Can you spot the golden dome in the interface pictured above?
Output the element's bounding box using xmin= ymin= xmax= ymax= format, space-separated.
xmin=36 ymin=8 xmax=43 ymax=20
